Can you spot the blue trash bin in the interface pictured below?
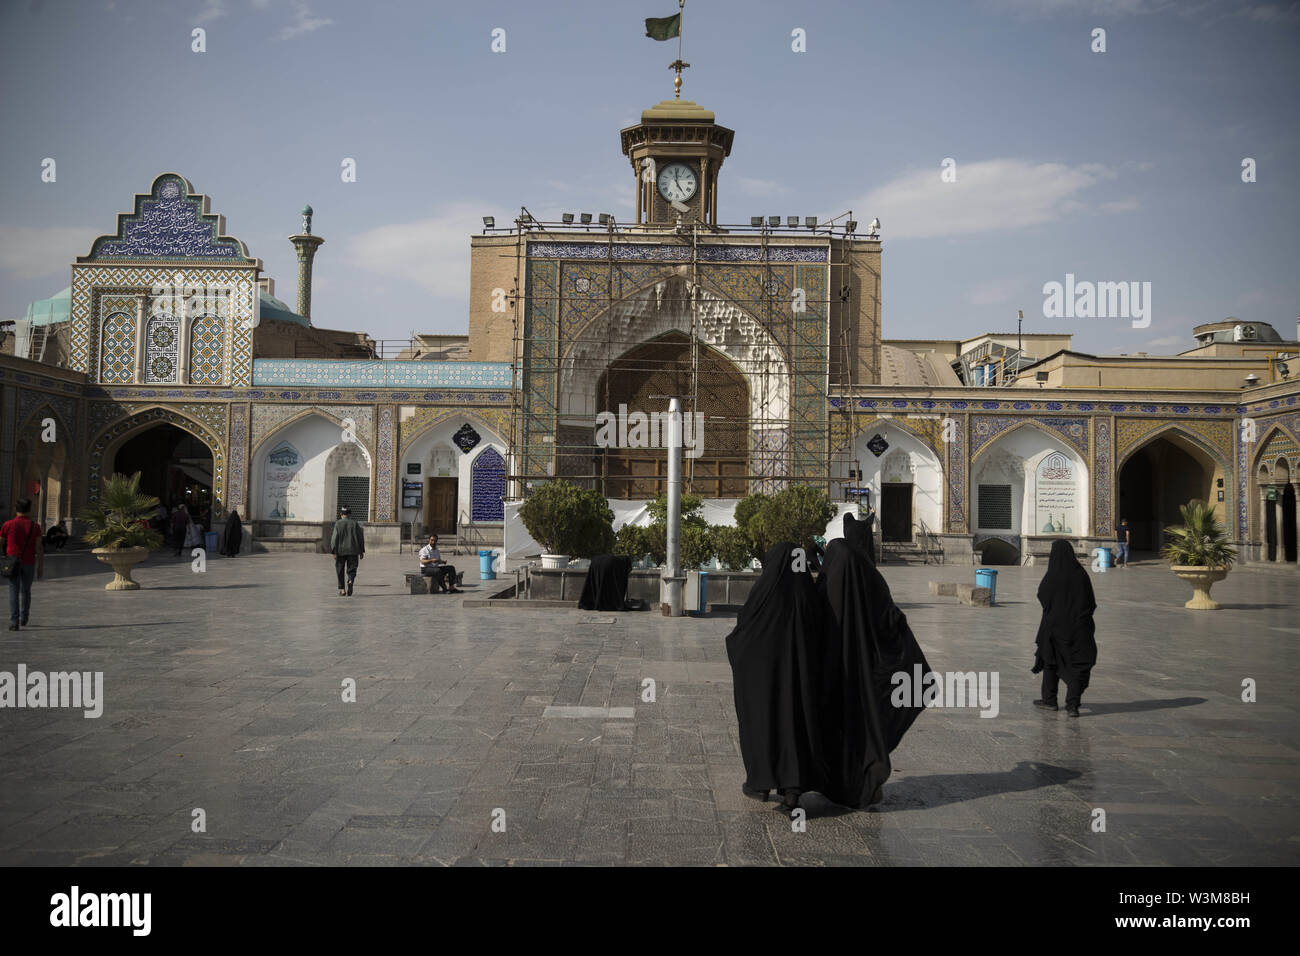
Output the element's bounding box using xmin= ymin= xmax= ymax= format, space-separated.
xmin=1093 ymin=547 xmax=1112 ymax=572
xmin=690 ymin=570 xmax=708 ymax=617
xmin=204 ymin=531 xmax=218 ymax=554
xmin=974 ymin=567 xmax=998 ymax=604
xmin=479 ymin=550 xmax=496 ymax=581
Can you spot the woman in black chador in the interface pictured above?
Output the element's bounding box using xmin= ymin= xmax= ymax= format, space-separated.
xmin=817 ymin=512 xmax=933 ymax=808
xmin=1032 ymin=539 xmax=1098 ymax=718
xmin=578 ymin=554 xmax=633 ymax=611
xmin=220 ymin=509 xmax=242 ymax=557
xmin=725 ymin=542 xmax=835 ymax=813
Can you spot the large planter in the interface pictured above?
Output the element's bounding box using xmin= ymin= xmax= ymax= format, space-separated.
xmin=1170 ymin=564 xmax=1229 ymax=610
xmin=540 ymin=554 xmax=570 ymax=570
xmin=92 ymin=546 xmax=150 ymax=591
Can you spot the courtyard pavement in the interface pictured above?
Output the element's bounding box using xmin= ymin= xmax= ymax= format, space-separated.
xmin=1 ymin=546 xmax=1297 ymax=866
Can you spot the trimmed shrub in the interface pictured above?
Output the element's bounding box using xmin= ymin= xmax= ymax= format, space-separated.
xmin=519 ymin=480 xmax=615 ymax=558
xmin=711 ymin=524 xmax=753 ymax=570
xmin=748 ymin=485 xmax=836 ymax=557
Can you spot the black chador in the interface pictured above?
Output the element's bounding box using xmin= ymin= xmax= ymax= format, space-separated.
xmin=578 ymin=554 xmax=633 ymax=611
xmin=818 ymin=521 xmax=933 ymax=808
xmin=1032 ymin=539 xmax=1098 ymax=717
xmin=220 ymin=509 xmax=242 ymax=557
xmin=843 ymin=510 xmax=876 ymax=563
xmin=725 ymin=542 xmax=835 ymax=810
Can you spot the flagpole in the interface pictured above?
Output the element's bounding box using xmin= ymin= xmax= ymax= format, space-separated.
xmin=677 ymin=0 xmax=685 ymax=97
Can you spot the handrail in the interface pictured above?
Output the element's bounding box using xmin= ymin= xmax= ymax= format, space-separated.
xmin=915 ymin=516 xmax=941 ymax=564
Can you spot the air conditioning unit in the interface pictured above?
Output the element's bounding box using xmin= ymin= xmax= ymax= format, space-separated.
xmin=1234 ymin=324 xmax=1258 ymax=341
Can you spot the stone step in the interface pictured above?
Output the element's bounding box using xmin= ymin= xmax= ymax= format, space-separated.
xmin=880 ymin=543 xmax=942 ymax=565
xmin=254 ymin=538 xmax=324 ymax=553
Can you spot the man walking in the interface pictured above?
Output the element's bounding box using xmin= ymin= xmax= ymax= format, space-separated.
xmin=330 ymin=505 xmax=365 ymax=596
xmin=1116 ymin=517 xmax=1132 ymax=568
xmin=1 ymin=497 xmax=45 ymax=630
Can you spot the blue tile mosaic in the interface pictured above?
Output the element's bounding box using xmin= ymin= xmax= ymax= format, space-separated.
xmin=471 ymin=447 xmax=506 ymax=521
xmin=252 ymin=359 xmax=516 ymax=389
xmin=527 ymin=241 xmax=828 ymax=263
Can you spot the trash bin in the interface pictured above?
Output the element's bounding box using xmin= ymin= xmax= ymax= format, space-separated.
xmin=974 ymin=567 xmax=998 ymax=604
xmin=690 ymin=570 xmax=708 ymax=617
xmin=204 ymin=531 xmax=218 ymax=554
xmin=1093 ymin=547 xmax=1112 ymax=572
xmin=479 ymin=549 xmax=496 ymax=581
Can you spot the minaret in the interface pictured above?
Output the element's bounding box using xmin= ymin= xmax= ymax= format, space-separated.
xmin=289 ymin=205 xmax=324 ymax=323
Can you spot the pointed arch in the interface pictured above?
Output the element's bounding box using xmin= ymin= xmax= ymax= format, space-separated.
xmin=397 ymin=409 xmax=508 ymax=462
xmin=250 ymin=407 xmax=374 ymax=462
xmin=1116 ymin=421 xmax=1231 ymax=476
xmin=970 ymin=418 xmax=1087 ymax=468
xmin=88 ymin=405 xmax=225 ymax=510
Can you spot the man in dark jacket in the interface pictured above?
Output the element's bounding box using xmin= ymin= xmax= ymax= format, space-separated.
xmin=330 ymin=505 xmax=365 ymax=596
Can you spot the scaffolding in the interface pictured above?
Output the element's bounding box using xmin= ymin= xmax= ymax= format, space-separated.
xmin=500 ymin=213 xmax=875 ymax=501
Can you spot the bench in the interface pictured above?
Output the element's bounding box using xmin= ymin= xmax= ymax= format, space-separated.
xmin=928 ymin=580 xmax=990 ymax=606
xmin=404 ymin=570 xmax=465 ymax=594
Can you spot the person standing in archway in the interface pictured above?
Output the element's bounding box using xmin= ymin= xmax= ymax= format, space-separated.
xmin=1116 ymin=517 xmax=1132 ymax=568
xmin=330 ymin=505 xmax=365 ymax=597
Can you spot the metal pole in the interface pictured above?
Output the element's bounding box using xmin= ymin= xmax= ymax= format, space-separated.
xmin=663 ymin=397 xmax=684 ymax=617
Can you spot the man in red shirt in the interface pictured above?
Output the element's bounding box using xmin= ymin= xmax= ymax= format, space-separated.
xmin=1 ymin=497 xmax=45 ymax=630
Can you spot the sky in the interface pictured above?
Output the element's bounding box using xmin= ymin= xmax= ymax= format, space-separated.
xmin=1 ymin=0 xmax=1298 ymax=355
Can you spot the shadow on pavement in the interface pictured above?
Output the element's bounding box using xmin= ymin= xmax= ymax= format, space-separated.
xmin=1081 ymin=696 xmax=1206 ymax=716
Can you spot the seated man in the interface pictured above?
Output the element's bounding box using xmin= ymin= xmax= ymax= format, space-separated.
xmin=418 ymin=534 xmax=461 ymax=594
xmin=44 ymin=521 xmax=69 ymax=552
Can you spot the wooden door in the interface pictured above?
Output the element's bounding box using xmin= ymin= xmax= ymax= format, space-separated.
xmin=881 ymin=483 xmax=913 ymax=542
xmin=425 ymin=477 xmax=458 ymax=535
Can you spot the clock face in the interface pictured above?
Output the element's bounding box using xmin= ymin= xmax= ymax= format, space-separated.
xmin=657 ymin=162 xmax=698 ymax=202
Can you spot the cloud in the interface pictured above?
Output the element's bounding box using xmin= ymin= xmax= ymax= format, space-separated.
xmin=194 ymin=0 xmax=226 ymax=25
xmin=985 ymin=0 xmax=1297 ymax=22
xmin=278 ymin=0 xmax=332 ymax=40
xmin=985 ymin=0 xmax=1180 ymax=17
xmin=1099 ymin=197 xmax=1139 ymax=213
xmin=0 ymin=225 xmax=97 ymax=280
xmin=347 ymin=204 xmax=481 ymax=299
xmin=855 ymin=158 xmax=1131 ymax=240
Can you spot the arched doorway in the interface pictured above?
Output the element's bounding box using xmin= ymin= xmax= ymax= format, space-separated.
xmin=1118 ymin=433 xmax=1218 ymax=554
xmin=970 ymin=423 xmax=1089 ymax=563
xmin=113 ymin=424 xmax=214 ymax=526
xmin=1259 ymin=458 xmax=1297 ymax=563
xmin=595 ymin=331 xmax=749 ymax=498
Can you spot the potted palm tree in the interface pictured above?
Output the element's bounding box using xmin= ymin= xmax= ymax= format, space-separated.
xmin=80 ymin=472 xmax=165 ymax=590
xmin=1162 ymin=500 xmax=1238 ymax=610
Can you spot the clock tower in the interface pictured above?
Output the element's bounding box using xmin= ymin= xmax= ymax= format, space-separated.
xmin=621 ymin=98 xmax=734 ymax=227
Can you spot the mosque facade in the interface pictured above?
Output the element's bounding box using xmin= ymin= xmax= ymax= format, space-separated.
xmin=2 ymin=98 xmax=1298 ymax=566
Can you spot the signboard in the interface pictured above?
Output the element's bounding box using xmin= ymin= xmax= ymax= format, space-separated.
xmin=402 ymin=479 xmax=423 ymax=509
xmin=407 ymin=462 xmax=422 ymax=475
xmin=1267 ymin=484 xmax=1278 ymax=502
xmin=1033 ymin=452 xmax=1079 ymax=534
xmin=263 ymin=441 xmax=302 ymax=519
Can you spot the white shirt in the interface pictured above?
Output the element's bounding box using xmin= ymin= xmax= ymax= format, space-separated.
xmin=419 ymin=544 xmax=442 ymax=565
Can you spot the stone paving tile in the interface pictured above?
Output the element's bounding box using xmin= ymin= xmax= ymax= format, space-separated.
xmin=0 ymin=552 xmax=1297 ymax=865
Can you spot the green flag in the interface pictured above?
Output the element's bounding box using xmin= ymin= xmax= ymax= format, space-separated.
xmin=645 ymin=13 xmax=681 ymax=41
